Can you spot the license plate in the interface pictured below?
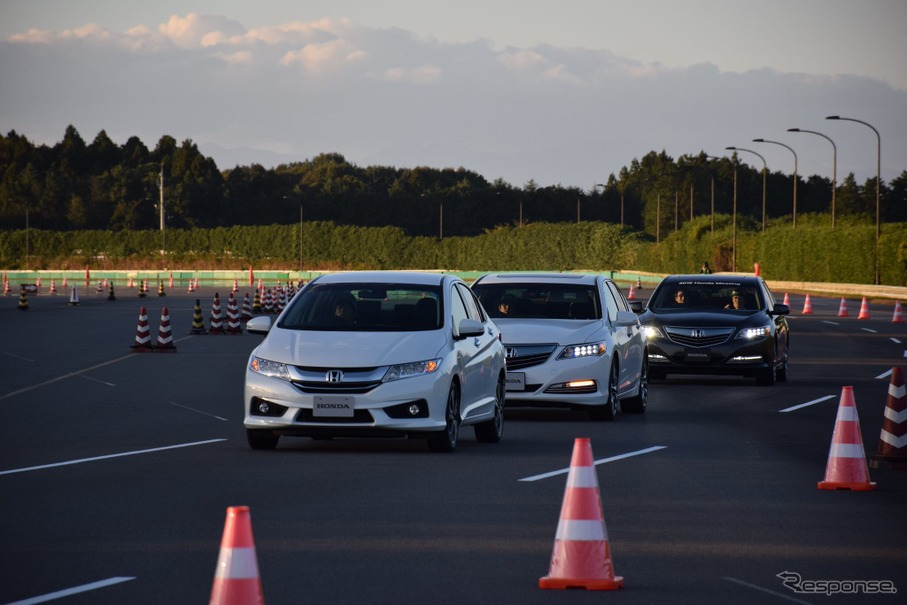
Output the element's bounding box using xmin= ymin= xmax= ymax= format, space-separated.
xmin=684 ymin=349 xmax=711 ymax=363
xmin=313 ymin=396 xmax=355 ymax=417
xmin=505 ymin=372 xmax=525 ymax=391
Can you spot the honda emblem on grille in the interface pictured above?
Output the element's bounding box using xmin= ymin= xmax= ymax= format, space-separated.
xmin=505 ymin=347 xmax=518 ymax=359
xmin=326 ymin=370 xmax=343 ymax=383
xmin=691 ymin=329 xmax=704 ymax=338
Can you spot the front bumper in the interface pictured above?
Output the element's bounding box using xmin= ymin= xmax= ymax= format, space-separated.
xmin=504 ymin=354 xmax=607 ymax=408
xmin=646 ymin=338 xmax=772 ymax=377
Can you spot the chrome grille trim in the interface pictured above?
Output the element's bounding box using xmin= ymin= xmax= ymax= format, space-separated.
xmin=664 ymin=326 xmax=734 ymax=348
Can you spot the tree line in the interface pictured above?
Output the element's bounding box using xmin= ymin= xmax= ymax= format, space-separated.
xmin=2 ymin=126 xmax=905 ymax=238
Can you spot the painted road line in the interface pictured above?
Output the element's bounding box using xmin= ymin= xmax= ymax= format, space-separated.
xmin=0 ymin=355 xmax=135 ymax=401
xmin=892 ymin=338 xmax=902 ymax=344
xmin=78 ymin=374 xmax=116 ymax=387
xmin=0 ymin=439 xmax=227 ymax=476
xmin=877 ymin=368 xmax=893 ymax=380
xmin=779 ymin=395 xmax=836 ymax=413
xmin=721 ymin=576 xmax=811 ymax=605
xmin=822 ymin=320 xmax=839 ymax=326
xmin=861 ymin=328 xmax=877 ymax=333
xmin=518 ymin=445 xmax=667 ymax=482
xmin=169 ymin=401 xmax=228 ymax=421
xmin=7 ymin=576 xmax=136 ymax=605
xmin=1 ymin=352 xmax=35 ymax=362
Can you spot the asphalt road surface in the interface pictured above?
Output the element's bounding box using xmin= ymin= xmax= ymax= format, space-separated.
xmin=1 ymin=284 xmax=905 ymax=604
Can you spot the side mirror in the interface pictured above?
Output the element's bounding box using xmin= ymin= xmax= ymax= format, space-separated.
xmin=246 ymin=315 xmax=272 ymax=335
xmin=770 ymin=303 xmax=790 ymax=316
xmin=614 ymin=310 xmax=640 ymax=326
xmin=628 ymin=300 xmax=643 ymax=314
xmin=456 ymin=318 xmax=485 ymax=339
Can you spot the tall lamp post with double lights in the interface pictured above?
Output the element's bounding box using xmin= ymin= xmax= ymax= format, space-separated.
xmin=753 ymin=138 xmax=798 ymax=228
xmin=726 ymin=146 xmax=767 ymax=233
xmin=787 ymin=127 xmax=837 ymax=228
xmin=705 ymin=155 xmax=722 ymax=234
xmin=826 ymin=115 xmax=882 ymax=285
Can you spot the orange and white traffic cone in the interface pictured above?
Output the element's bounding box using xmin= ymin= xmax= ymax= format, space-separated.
xmin=209 ymin=293 xmax=225 ymax=334
xmin=232 ymin=279 xmax=239 ymax=293
xmin=858 ymin=297 xmax=870 ymax=320
xmin=210 ymin=506 xmax=264 ymax=605
xmin=2 ymin=278 xmax=9 ymax=296
xmin=870 ymin=367 xmax=907 ymax=469
xmin=818 ymin=386 xmax=876 ymax=491
xmin=801 ymin=294 xmax=813 ymax=315
xmin=226 ymin=293 xmax=242 ymax=334
xmin=49 ymin=279 xmax=57 ymax=295
xmin=627 ymin=285 xmax=636 ymax=300
xmin=782 ymin=292 xmax=790 ymax=306
xmin=155 ymin=307 xmax=177 ymax=352
xmin=837 ymin=297 xmax=848 ymax=317
xmin=169 ymin=271 xmax=174 ymax=288
xmin=539 ymin=438 xmax=624 ymax=590
xmin=61 ymin=276 xmax=68 ymax=289
xmin=130 ymin=307 xmax=154 ymax=352
xmin=891 ymin=301 xmax=904 ymax=324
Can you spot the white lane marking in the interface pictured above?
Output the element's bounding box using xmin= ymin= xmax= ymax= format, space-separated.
xmin=892 ymin=337 xmax=902 ymax=344
xmin=0 ymin=439 xmax=226 ymax=476
xmin=78 ymin=374 xmax=116 ymax=387
xmin=721 ymin=576 xmax=811 ymax=604
xmin=0 ymin=355 xmax=134 ymax=401
xmin=779 ymin=395 xmax=836 ymax=413
xmin=7 ymin=576 xmax=136 ymax=605
xmin=822 ymin=320 xmax=839 ymax=326
xmin=518 ymin=445 xmax=667 ymax=482
xmin=169 ymin=401 xmax=228 ymax=421
xmin=1 ymin=352 xmax=35 ymax=362
xmin=861 ymin=328 xmax=877 ymax=333
xmin=877 ymin=368 xmax=893 ymax=379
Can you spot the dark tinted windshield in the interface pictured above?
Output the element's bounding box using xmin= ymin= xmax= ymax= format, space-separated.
xmin=277 ymin=283 xmax=442 ymax=331
xmin=650 ymin=281 xmax=763 ymax=311
xmin=472 ymin=283 xmax=600 ymax=320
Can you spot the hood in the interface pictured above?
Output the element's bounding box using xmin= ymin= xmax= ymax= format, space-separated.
xmin=494 ymin=318 xmax=602 ymax=345
xmin=256 ymin=328 xmax=446 ymax=367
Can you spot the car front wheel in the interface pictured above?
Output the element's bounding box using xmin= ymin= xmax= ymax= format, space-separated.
xmin=622 ymin=359 xmax=648 ymax=414
xmin=590 ymin=361 xmax=620 ymax=421
xmin=475 ymin=373 xmax=505 ymax=443
xmin=428 ymin=381 xmax=461 ymax=452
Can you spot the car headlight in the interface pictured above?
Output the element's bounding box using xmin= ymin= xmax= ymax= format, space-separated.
xmin=558 ymin=342 xmax=606 ymax=360
xmin=736 ymin=325 xmax=771 ymax=340
xmin=642 ymin=325 xmax=664 ymax=340
xmin=383 ymin=358 xmax=442 ymax=382
xmin=249 ymin=356 xmax=291 ymax=381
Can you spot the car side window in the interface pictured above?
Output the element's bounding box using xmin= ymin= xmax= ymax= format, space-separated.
xmin=450 ymin=284 xmax=470 ymax=329
xmin=456 ymin=283 xmax=486 ymax=322
xmin=601 ymin=284 xmax=620 ymax=323
xmin=606 ymin=281 xmax=629 ymax=313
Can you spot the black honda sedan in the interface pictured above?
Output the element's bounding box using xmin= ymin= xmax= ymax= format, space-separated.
xmin=638 ymin=275 xmax=790 ymax=384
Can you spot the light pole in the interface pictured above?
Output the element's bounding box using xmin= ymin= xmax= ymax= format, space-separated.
xmin=788 ymin=128 xmax=836 ymax=228
xmin=826 ymin=115 xmax=882 ymax=285
xmin=706 ymin=155 xmax=721 ymax=234
xmin=299 ymin=201 xmax=304 ymax=272
xmin=753 ymin=138 xmax=798 ymax=228
xmin=726 ymin=146 xmax=767 ymax=232
xmin=158 ymin=163 xmax=166 ymax=258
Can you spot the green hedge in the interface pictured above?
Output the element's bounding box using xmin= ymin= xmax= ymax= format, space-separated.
xmin=1 ymin=219 xmax=904 ymax=285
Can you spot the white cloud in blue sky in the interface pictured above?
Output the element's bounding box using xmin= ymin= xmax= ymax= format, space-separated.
xmin=1 ymin=1 xmax=904 ymax=188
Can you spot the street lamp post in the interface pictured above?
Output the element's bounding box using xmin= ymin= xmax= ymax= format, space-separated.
xmin=826 ymin=115 xmax=882 ymax=285
xmin=726 ymin=147 xmax=767 ymax=232
xmin=787 ymin=128 xmax=836 ymax=228
xmin=706 ymin=156 xmax=721 ymax=234
xmin=753 ymin=138 xmax=798 ymax=228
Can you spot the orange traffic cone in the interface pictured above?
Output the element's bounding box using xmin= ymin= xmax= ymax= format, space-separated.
xmin=232 ymin=279 xmax=239 ymax=293
xmin=249 ymin=264 xmax=255 ymax=287
xmin=130 ymin=307 xmax=154 ymax=352
xmin=837 ymin=297 xmax=848 ymax=317
xmin=155 ymin=307 xmax=177 ymax=352
xmin=210 ymin=506 xmax=264 ymax=605
xmin=858 ymin=297 xmax=870 ymax=320
xmin=627 ymin=285 xmax=636 ymax=300
xmin=801 ymin=294 xmax=813 ymax=315
xmin=818 ymin=386 xmax=876 ymax=491
xmin=169 ymin=271 xmax=174 ymax=288
xmin=891 ymin=301 xmax=904 ymax=324
xmin=539 ymin=438 xmax=623 ymax=590
xmin=782 ymin=292 xmax=790 ymax=306
xmin=870 ymin=367 xmax=907 ymax=469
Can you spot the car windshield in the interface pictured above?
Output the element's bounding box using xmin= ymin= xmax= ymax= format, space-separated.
xmin=277 ymin=283 xmax=443 ymax=331
xmin=650 ymin=282 xmax=763 ymax=311
xmin=472 ymin=283 xmax=600 ymax=320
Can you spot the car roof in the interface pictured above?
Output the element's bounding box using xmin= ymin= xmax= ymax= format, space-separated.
xmin=311 ymin=271 xmax=451 ymax=287
xmin=474 ymin=272 xmax=603 ymax=286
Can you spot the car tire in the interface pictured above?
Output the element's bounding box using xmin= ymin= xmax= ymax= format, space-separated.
xmin=475 ymin=373 xmax=505 ymax=443
xmin=428 ymin=381 xmax=460 ymax=452
xmin=776 ymin=348 xmax=789 ymax=382
xmin=621 ymin=360 xmax=648 ymax=414
xmin=247 ymin=429 xmax=279 ymax=450
xmin=590 ymin=361 xmax=620 ymax=421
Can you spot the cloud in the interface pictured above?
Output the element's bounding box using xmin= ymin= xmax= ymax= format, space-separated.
xmin=2 ymin=13 xmax=904 ymax=188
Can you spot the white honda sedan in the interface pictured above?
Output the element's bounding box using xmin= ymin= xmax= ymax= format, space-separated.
xmin=244 ymin=271 xmax=506 ymax=452
xmin=471 ymin=273 xmax=647 ymax=420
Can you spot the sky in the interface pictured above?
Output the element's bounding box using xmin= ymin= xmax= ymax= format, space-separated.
xmin=1 ymin=0 xmax=905 ymax=190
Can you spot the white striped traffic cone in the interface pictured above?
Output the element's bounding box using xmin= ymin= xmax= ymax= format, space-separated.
xmin=858 ymin=297 xmax=871 ymax=320
xmin=539 ymin=438 xmax=623 ymax=590
xmin=130 ymin=307 xmax=153 ymax=352
xmin=210 ymin=506 xmax=264 ymax=605
xmin=891 ymin=301 xmax=904 ymax=324
xmin=837 ymin=297 xmax=848 ymax=317
xmin=226 ymin=293 xmax=242 ymax=334
xmin=870 ymin=367 xmax=907 ymax=469
xmin=801 ymin=294 xmax=813 ymax=315
xmin=818 ymin=386 xmax=876 ymax=491
xmin=209 ymin=293 xmax=225 ymax=334
xmin=155 ymin=307 xmax=177 ymax=352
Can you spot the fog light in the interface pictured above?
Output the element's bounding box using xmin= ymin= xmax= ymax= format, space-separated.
xmin=257 ymin=401 xmax=271 ymax=414
xmin=408 ymin=403 xmax=421 ymax=416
